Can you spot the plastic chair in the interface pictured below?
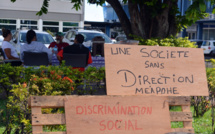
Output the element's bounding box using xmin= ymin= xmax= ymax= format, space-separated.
xmin=63 ymin=53 xmax=87 ymax=67
xmin=92 ymin=36 xmax=105 ymax=57
xmin=0 ymin=48 xmax=22 ymax=66
xmin=63 ymin=53 xmax=88 ymax=93
xmin=23 ymin=51 xmax=49 ymax=66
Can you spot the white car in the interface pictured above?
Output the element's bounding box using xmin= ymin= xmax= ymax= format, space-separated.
xmin=0 ymin=29 xmax=3 ymax=47
xmin=201 ymin=40 xmax=215 ymax=55
xmin=63 ymin=29 xmax=113 ymax=50
xmin=0 ymin=36 xmax=3 ymax=47
xmin=12 ymin=30 xmax=54 ymax=53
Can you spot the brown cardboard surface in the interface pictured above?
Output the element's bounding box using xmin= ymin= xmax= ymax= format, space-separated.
xmin=104 ymin=44 xmax=208 ymax=96
xmin=64 ymin=96 xmax=171 ymax=134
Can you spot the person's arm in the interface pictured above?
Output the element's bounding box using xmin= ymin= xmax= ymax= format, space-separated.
xmin=87 ymin=52 xmax=93 ymax=64
xmin=57 ymin=50 xmax=63 ymax=61
xmin=48 ymin=42 xmax=54 ymax=49
xmin=4 ymin=48 xmax=19 ymax=59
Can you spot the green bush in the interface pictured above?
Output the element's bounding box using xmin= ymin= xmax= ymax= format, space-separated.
xmin=133 ymin=35 xmax=197 ymax=48
xmin=0 ymin=64 xmax=105 ymax=134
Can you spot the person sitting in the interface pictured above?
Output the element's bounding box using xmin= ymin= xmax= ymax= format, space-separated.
xmin=57 ymin=34 xmax=92 ymax=71
xmin=2 ymin=28 xmax=19 ymax=60
xmin=48 ymin=32 xmax=69 ymax=52
xmin=1 ymin=28 xmax=22 ymax=66
xmin=20 ymin=29 xmax=52 ymax=64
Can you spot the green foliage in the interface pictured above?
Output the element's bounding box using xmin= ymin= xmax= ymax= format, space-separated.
xmin=192 ymin=108 xmax=215 ymax=133
xmin=36 ymin=0 xmax=49 ymax=16
xmin=46 ymin=30 xmax=54 ymax=37
xmin=191 ymin=96 xmax=210 ymax=117
xmin=206 ymin=61 xmax=215 ymax=132
xmin=133 ymin=36 xmax=197 ymax=48
xmin=0 ymin=64 xmax=105 ymax=133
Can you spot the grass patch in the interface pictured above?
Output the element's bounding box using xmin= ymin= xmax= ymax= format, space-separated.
xmin=169 ymin=106 xmax=214 ymax=133
xmin=192 ymin=107 xmax=214 ymax=133
xmin=43 ymin=125 xmax=66 ymax=132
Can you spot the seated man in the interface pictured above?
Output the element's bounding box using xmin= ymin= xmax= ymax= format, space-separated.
xmin=57 ymin=34 xmax=92 ymax=71
xmin=48 ymin=32 xmax=69 ymax=52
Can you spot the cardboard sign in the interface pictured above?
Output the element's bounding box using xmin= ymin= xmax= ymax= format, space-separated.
xmin=104 ymin=44 xmax=208 ymax=96
xmin=64 ymin=96 xmax=171 ymax=134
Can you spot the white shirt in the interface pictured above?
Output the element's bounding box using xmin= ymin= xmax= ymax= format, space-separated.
xmin=20 ymin=41 xmax=52 ymax=63
xmin=2 ymin=41 xmax=19 ymax=59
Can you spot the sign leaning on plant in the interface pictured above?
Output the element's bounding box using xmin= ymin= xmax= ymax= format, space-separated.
xmin=104 ymin=44 xmax=208 ymax=96
xmin=64 ymin=96 xmax=171 ymax=134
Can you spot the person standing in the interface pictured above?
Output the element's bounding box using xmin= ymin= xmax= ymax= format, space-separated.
xmin=48 ymin=32 xmax=69 ymax=52
xmin=20 ymin=29 xmax=52 ymax=63
xmin=1 ymin=28 xmax=19 ymax=60
xmin=57 ymin=34 xmax=92 ymax=71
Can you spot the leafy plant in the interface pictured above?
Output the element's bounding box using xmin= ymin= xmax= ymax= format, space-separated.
xmin=132 ymin=35 xmax=197 ymax=48
xmin=0 ymin=64 xmax=105 ymax=133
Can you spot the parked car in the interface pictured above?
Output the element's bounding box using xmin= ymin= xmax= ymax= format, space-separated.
xmin=115 ymin=34 xmax=127 ymax=42
xmin=12 ymin=30 xmax=54 ymax=53
xmin=201 ymin=40 xmax=215 ymax=55
xmin=63 ymin=29 xmax=113 ymax=50
xmin=189 ymin=39 xmax=203 ymax=48
xmin=0 ymin=36 xmax=3 ymax=47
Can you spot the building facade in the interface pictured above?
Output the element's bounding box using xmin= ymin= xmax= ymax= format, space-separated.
xmin=0 ymin=0 xmax=84 ymax=33
xmin=103 ymin=0 xmax=215 ymax=40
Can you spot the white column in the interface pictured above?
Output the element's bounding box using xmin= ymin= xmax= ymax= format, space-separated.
xmin=59 ymin=21 xmax=63 ymax=32
xmin=79 ymin=21 xmax=84 ymax=28
xmin=38 ymin=19 xmax=43 ymax=31
xmin=16 ymin=19 xmax=20 ymax=30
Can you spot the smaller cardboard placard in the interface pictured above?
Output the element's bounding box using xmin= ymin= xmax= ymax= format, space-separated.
xmin=64 ymin=96 xmax=171 ymax=134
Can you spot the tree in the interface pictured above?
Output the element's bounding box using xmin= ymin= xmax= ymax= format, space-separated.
xmin=11 ymin=0 xmax=215 ymax=39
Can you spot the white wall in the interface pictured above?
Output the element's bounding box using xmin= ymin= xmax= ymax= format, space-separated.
xmin=0 ymin=0 xmax=83 ymax=14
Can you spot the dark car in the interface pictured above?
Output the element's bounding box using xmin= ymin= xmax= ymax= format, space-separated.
xmin=189 ymin=39 xmax=203 ymax=48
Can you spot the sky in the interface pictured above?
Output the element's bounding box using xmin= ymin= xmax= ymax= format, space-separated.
xmin=84 ymin=1 xmax=104 ymax=22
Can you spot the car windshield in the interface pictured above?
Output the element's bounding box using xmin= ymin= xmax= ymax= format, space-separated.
xmin=202 ymin=41 xmax=209 ymax=46
xmin=79 ymin=32 xmax=112 ymax=43
xmin=66 ymin=31 xmax=112 ymax=43
xmin=20 ymin=33 xmax=54 ymax=44
xmin=116 ymin=36 xmax=127 ymax=41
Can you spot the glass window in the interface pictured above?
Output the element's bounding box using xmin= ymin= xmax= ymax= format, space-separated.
xmin=63 ymin=22 xmax=78 ymax=27
xmin=21 ymin=20 xmax=37 ymax=25
xmin=13 ymin=31 xmax=19 ymax=40
xmin=0 ymin=30 xmax=2 ymax=35
xmin=37 ymin=33 xmax=54 ymax=44
xmin=79 ymin=32 xmax=112 ymax=43
xmin=65 ymin=31 xmax=77 ymax=40
xmin=0 ymin=25 xmax=16 ymax=31
xmin=192 ymin=33 xmax=195 ymax=39
xmin=0 ymin=19 xmax=16 ymax=24
xmin=43 ymin=21 xmax=59 ymax=26
xmin=20 ymin=25 xmax=38 ymax=30
xmin=63 ymin=28 xmax=71 ymax=32
xmin=202 ymin=41 xmax=209 ymax=46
